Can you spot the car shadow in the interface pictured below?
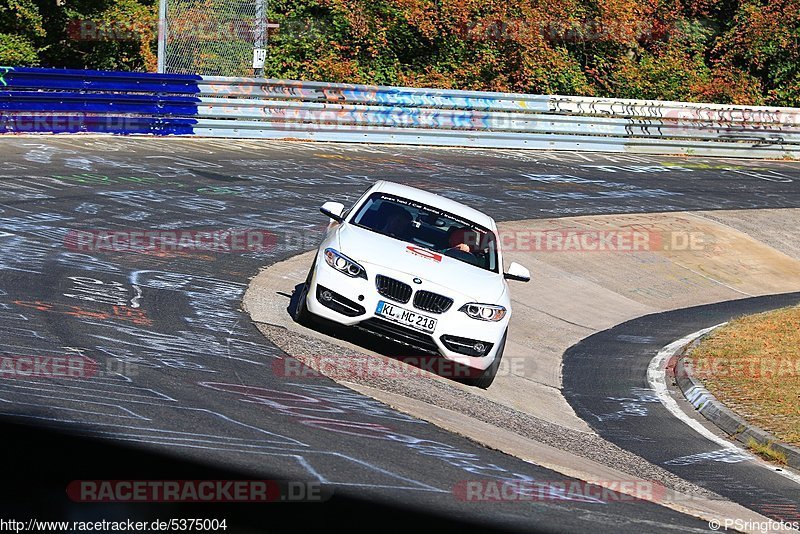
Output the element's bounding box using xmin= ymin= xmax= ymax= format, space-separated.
xmin=286 ymin=282 xmax=478 ymax=383
xmin=0 ymin=417 xmax=482 ymax=530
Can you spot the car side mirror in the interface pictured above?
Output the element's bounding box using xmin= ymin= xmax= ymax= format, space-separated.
xmin=320 ymin=201 xmax=345 ymax=223
xmin=504 ymin=262 xmax=530 ymax=282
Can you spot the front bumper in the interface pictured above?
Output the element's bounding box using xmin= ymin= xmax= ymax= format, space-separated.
xmin=305 ymin=255 xmax=508 ymax=371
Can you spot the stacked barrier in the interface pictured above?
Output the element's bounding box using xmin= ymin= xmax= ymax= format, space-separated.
xmin=2 ymin=66 xmax=799 ymax=158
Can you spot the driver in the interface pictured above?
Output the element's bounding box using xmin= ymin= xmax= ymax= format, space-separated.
xmin=444 ymin=227 xmax=481 ymax=254
xmin=380 ymin=205 xmax=414 ymax=241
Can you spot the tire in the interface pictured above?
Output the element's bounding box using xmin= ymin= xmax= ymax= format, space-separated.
xmin=461 ymin=330 xmax=506 ymax=389
xmin=293 ymin=259 xmax=316 ymax=325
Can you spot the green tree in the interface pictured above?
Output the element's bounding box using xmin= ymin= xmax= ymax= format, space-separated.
xmin=0 ymin=0 xmax=46 ymax=65
xmin=1 ymin=0 xmax=799 ymax=106
xmin=709 ymin=0 xmax=800 ymax=106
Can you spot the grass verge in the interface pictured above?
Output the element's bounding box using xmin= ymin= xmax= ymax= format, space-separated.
xmin=746 ymin=438 xmax=788 ymax=465
xmin=689 ymin=305 xmax=800 ymax=448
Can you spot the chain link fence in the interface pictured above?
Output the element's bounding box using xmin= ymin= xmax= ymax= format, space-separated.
xmin=162 ymin=0 xmax=266 ymax=76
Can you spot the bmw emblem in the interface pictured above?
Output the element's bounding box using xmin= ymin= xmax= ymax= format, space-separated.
xmin=413 ymin=277 xmax=422 ymax=284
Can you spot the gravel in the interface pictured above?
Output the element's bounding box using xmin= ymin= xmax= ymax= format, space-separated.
xmin=258 ymin=322 xmax=721 ymax=501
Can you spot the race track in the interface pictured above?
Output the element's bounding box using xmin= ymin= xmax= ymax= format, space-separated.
xmin=564 ymin=294 xmax=800 ymax=524
xmin=1 ymin=137 xmax=799 ymax=531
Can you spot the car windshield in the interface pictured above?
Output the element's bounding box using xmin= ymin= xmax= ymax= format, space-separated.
xmin=350 ymin=192 xmax=499 ymax=273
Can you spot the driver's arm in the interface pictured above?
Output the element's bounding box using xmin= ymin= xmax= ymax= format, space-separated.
xmin=440 ymin=243 xmax=470 ymax=253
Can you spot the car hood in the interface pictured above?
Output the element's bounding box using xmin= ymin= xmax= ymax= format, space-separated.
xmin=335 ymin=224 xmax=506 ymax=303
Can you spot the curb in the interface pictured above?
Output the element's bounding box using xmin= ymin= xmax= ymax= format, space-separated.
xmin=671 ymin=331 xmax=800 ymax=471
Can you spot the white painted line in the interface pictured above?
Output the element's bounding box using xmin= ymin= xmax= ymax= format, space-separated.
xmin=130 ymin=284 xmax=142 ymax=308
xmin=647 ymin=325 xmax=800 ymax=486
xmin=669 ymin=262 xmax=753 ymax=297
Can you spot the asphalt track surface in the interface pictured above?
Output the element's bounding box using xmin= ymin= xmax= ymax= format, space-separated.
xmin=1 ymin=137 xmax=799 ymax=531
xmin=563 ymin=293 xmax=800 ymax=525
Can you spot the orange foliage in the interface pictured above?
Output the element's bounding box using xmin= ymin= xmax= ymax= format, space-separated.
xmin=23 ymin=0 xmax=800 ymax=105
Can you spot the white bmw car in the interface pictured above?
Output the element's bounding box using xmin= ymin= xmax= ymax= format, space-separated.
xmin=293 ymin=180 xmax=530 ymax=388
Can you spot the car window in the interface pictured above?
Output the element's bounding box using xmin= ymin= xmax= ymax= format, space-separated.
xmin=351 ymin=192 xmax=498 ymax=273
xmin=342 ymin=184 xmax=374 ymax=220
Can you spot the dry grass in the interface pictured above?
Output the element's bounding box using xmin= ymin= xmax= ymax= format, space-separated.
xmin=746 ymin=438 xmax=788 ymax=465
xmin=690 ymin=305 xmax=800 ymax=447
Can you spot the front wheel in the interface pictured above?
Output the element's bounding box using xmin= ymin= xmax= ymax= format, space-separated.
xmin=460 ymin=330 xmax=506 ymax=389
xmin=293 ymin=259 xmax=315 ymax=325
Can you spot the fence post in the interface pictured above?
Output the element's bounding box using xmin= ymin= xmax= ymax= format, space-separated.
xmin=253 ymin=0 xmax=267 ymax=77
xmin=157 ymin=0 xmax=167 ymax=73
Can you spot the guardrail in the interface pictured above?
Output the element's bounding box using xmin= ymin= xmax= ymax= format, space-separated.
xmin=2 ymin=66 xmax=799 ymax=158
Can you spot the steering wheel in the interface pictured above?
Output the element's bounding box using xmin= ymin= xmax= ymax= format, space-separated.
xmin=444 ymin=248 xmax=478 ymax=264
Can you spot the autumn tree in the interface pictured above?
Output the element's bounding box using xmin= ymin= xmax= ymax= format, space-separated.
xmin=1 ymin=0 xmax=799 ymax=106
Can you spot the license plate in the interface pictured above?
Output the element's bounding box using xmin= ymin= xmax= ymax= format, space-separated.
xmin=376 ymin=301 xmax=437 ymax=333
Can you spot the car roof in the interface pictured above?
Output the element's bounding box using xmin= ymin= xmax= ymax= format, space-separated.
xmin=369 ymin=180 xmax=496 ymax=230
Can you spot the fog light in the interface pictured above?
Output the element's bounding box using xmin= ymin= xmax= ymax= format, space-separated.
xmin=440 ymin=335 xmax=494 ymax=357
xmin=316 ymin=285 xmax=366 ymax=317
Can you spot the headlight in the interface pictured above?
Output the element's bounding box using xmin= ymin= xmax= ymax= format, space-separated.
xmin=324 ymin=248 xmax=367 ymax=279
xmin=459 ymin=303 xmax=506 ymax=322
